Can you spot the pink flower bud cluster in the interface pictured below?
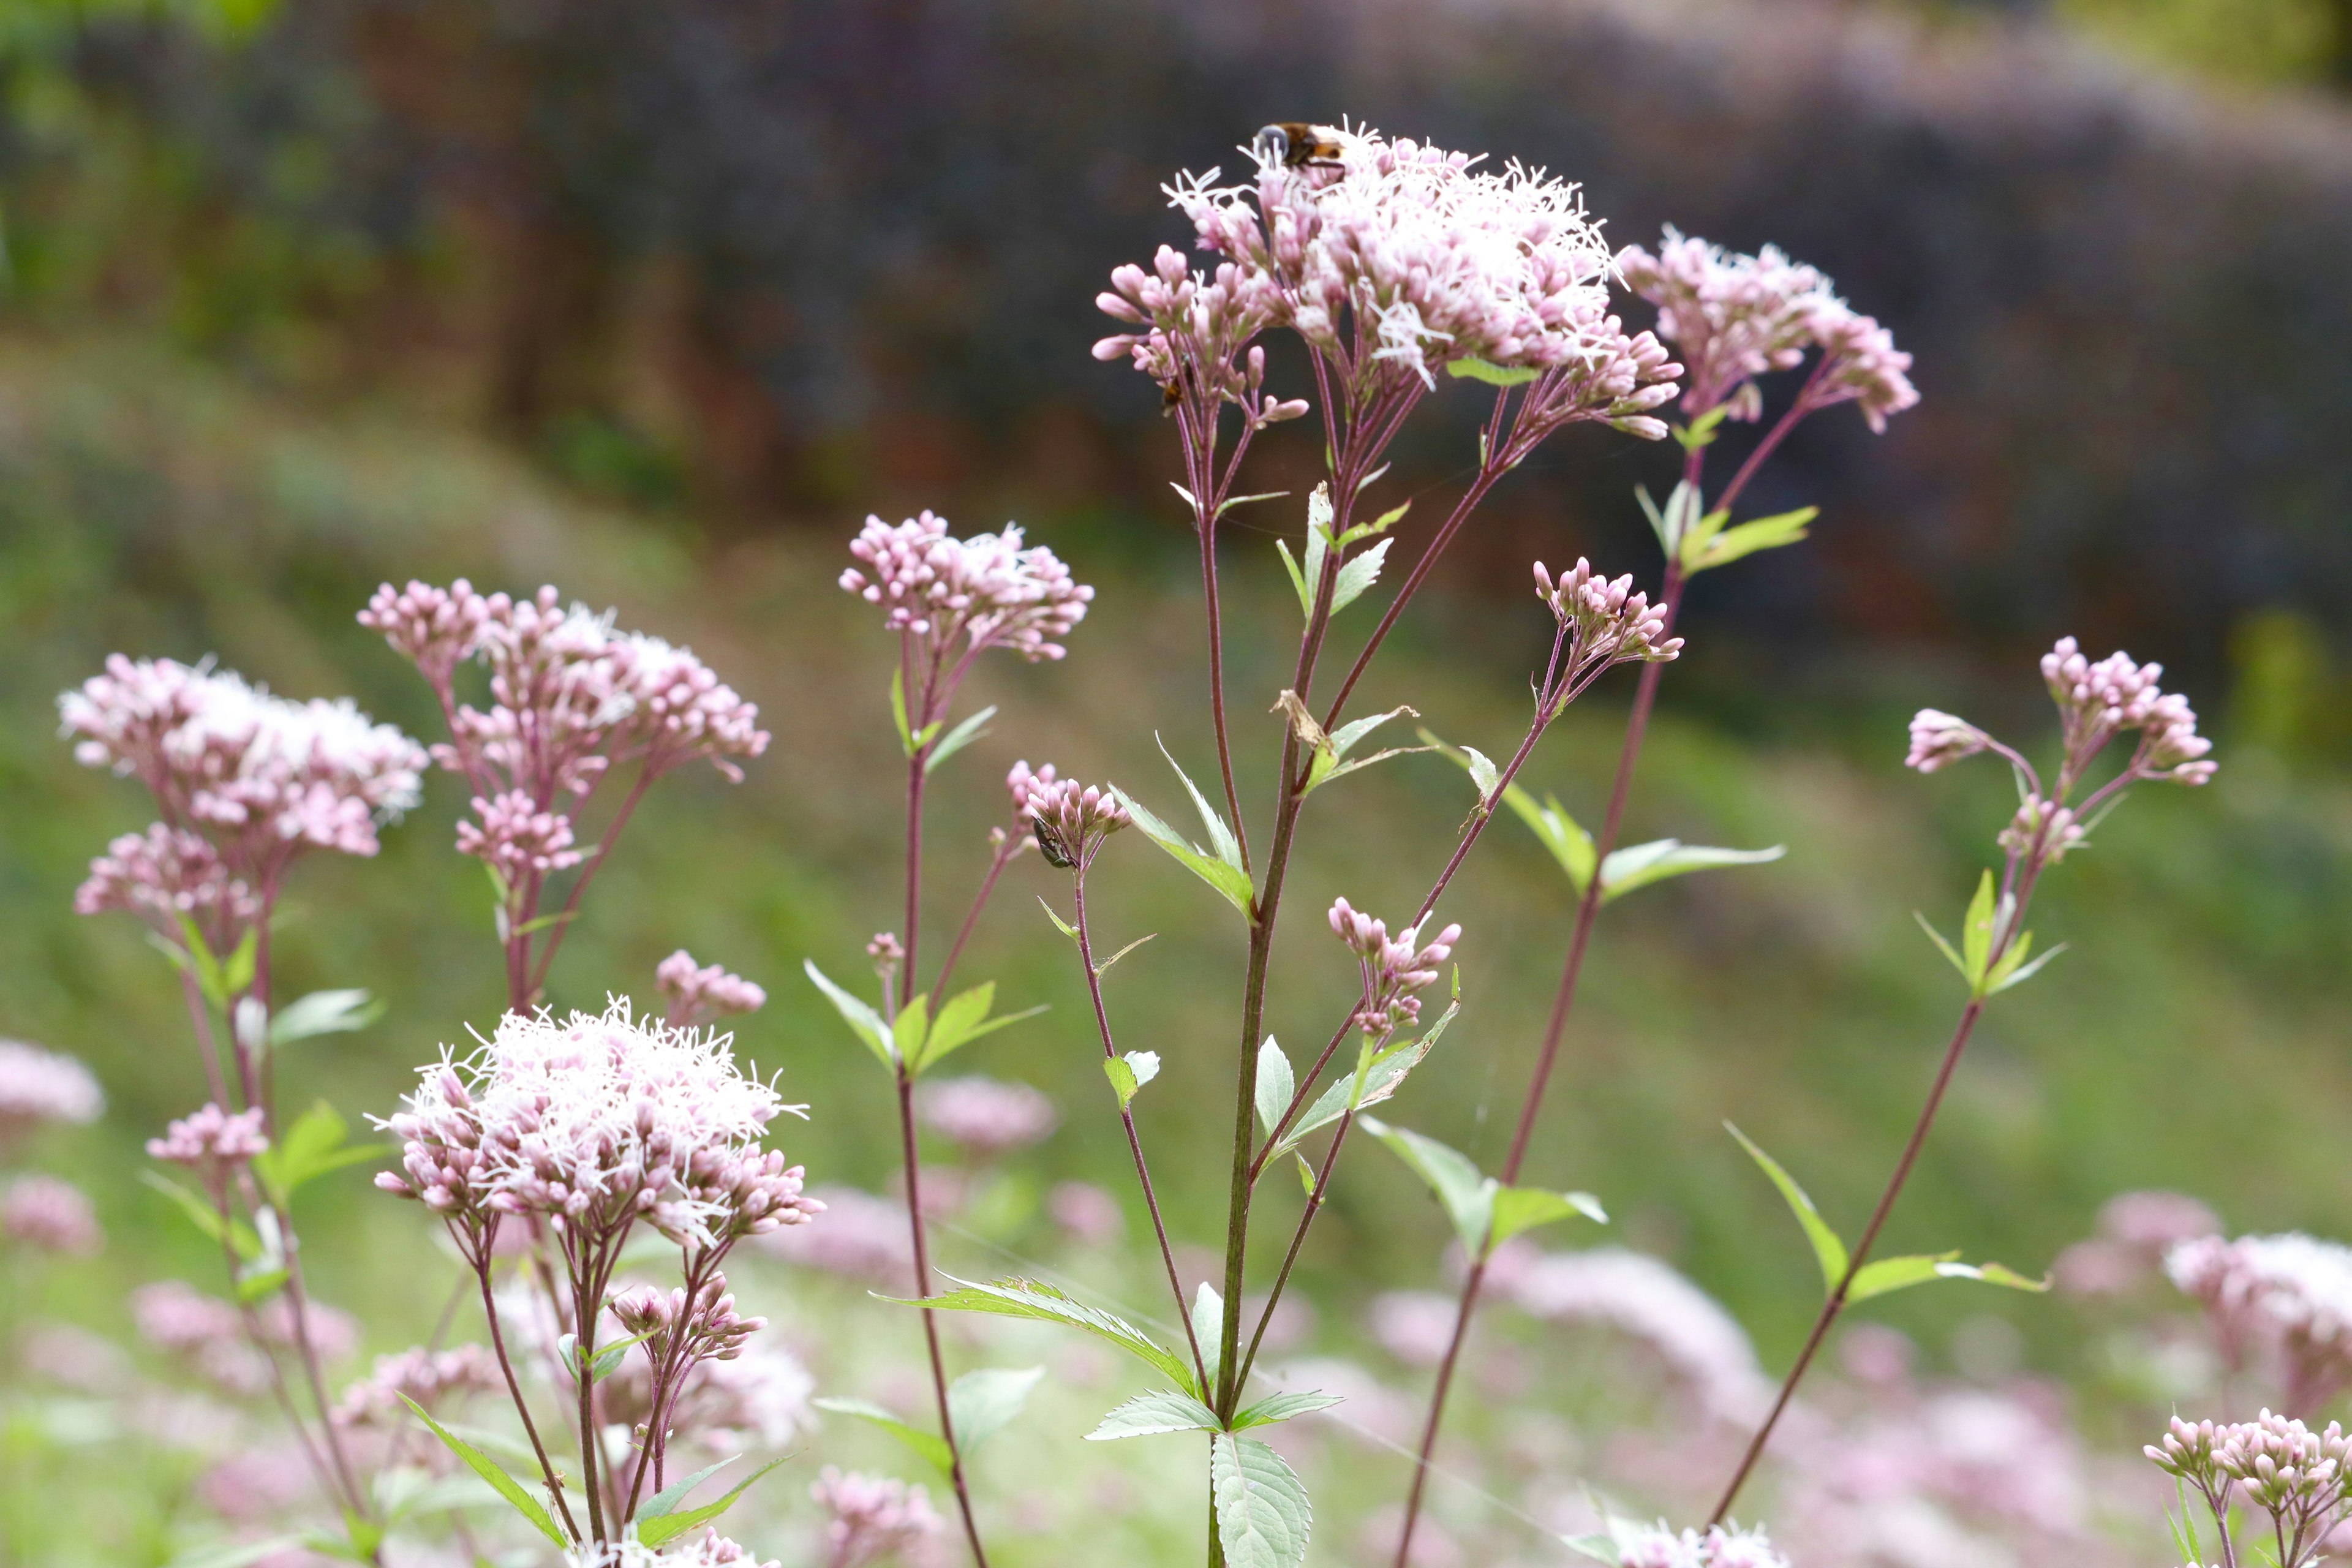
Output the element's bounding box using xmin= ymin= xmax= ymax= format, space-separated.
xmin=60 ymin=657 xmax=426 ymax=932
xmin=2170 ymin=1233 xmax=2352 ymax=1413
xmin=2041 ymin=636 xmax=2216 ymax=785
xmin=839 ymin=512 xmax=1094 ymax=664
xmin=2 ymin=1174 xmax=103 ymax=1255
xmin=811 ymin=1466 xmax=945 ymax=1568
xmin=916 ymin=1075 xmax=1060 ymax=1156
xmin=1616 ymin=230 xmax=1827 ymax=419
xmin=752 ymin=1184 xmax=913 ymax=1287
xmin=1997 ymin=796 xmax=2087 ymax=865
xmin=1008 ymin=760 xmax=1130 ymax=870
xmin=1095 ymin=244 xmax=1306 ymax=424
xmin=612 ymin=1271 xmax=766 ymax=1365
xmin=361 ymin=580 xmax=770 ymax=879
xmin=1904 ymin=709 xmax=1992 ymax=774
xmin=377 ymin=999 xmax=820 ymax=1252
xmin=2149 ymin=1411 xmax=2352 ymax=1552
xmin=1151 ymin=128 xmax=1664 ymax=401
xmin=1328 ymin=897 xmax=1460 ymax=1035
xmin=0 ymin=1039 xmax=104 ymax=1145
xmin=1618 ymin=1523 xmax=1791 ymax=1568
xmin=332 ymin=1344 xmax=500 ymax=1426
xmin=1532 ymin=559 xmax=1684 ymax=684
xmin=566 ymin=1532 xmax=778 ymax=1568
xmin=1805 ymin=298 xmax=1921 ymax=433
xmin=148 ymin=1102 xmax=270 ymax=1184
xmin=656 ymin=949 xmax=767 ymax=1028
xmin=74 ymin=824 xmax=262 ymax=948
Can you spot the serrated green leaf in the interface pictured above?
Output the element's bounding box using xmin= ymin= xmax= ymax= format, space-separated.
xmin=804 ymin=960 xmax=896 ymax=1069
xmin=1329 ymin=537 xmax=1392 ymax=616
xmin=1253 ymin=1038 xmax=1294 ymax=1139
xmin=1360 ymin=1117 xmax=1494 ymax=1255
xmin=1726 ymin=1123 xmax=1848 ymax=1294
xmin=1113 ymin=789 xmax=1254 ymax=921
xmin=397 ymin=1396 xmax=567 ymax=1548
xmin=268 ymin=989 xmax=383 ymax=1047
xmin=1488 ymin=1186 xmax=1608 ymax=1248
xmin=1211 ymin=1433 xmax=1313 ymax=1568
xmin=1230 ymin=1390 xmax=1343 ymax=1430
xmin=888 ymin=1276 xmax=1194 ymax=1393
xmin=949 ymin=1365 xmax=1043 ymax=1453
xmin=638 ymin=1456 xmax=739 ymax=1521
xmin=635 ymin=1457 xmax=788 ymax=1547
xmin=1598 ymin=840 xmax=1785 ymax=903
xmin=1085 ymin=1389 xmax=1221 ymax=1441
xmin=1445 ymin=357 xmax=1540 ymax=386
xmin=916 ymin=984 xmax=989 ymax=1070
xmin=924 ymin=705 xmax=998 ymax=775
xmin=813 ymin=1396 xmax=953 ymax=1474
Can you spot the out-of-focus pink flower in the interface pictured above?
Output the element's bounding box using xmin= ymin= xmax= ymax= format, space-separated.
xmin=197 ymin=1445 xmax=317 ymax=1520
xmin=149 ymin=1102 xmax=270 ymax=1186
xmin=1904 ymin=710 xmax=1991 ymax=774
xmin=656 ymin=949 xmax=767 ymax=1028
xmin=755 ymin=1185 xmax=913 ymax=1287
xmin=2 ymin=1174 xmax=102 ymax=1254
xmin=1328 ymin=898 xmax=1459 ymax=1036
xmin=916 ymin=1076 xmax=1058 ymax=1156
xmin=1617 ymin=1525 xmax=1790 ymax=1568
xmin=1049 ymin=1181 xmax=1123 ymax=1246
xmin=1370 ymin=1290 xmax=1460 ymax=1368
xmin=2056 ymin=1190 xmax=2220 ymax=1297
xmin=334 ymin=1344 xmax=499 ymax=1426
xmin=1999 ymin=796 xmax=2087 ymax=864
xmin=0 ymin=1040 xmax=104 ymax=1146
xmin=841 ymin=513 xmax=1093 ymax=663
xmin=1618 ymin=230 xmax=1827 ymax=419
xmin=812 ymin=1467 xmax=946 ymax=1568
xmin=566 ymin=1532 xmax=780 ymax=1568
xmin=2041 ymin=637 xmax=2217 ymax=787
xmin=2170 ymin=1233 xmax=2352 ymax=1413
xmin=17 ymin=1322 xmax=129 ymax=1392
xmin=74 ymin=824 xmax=262 ymax=948
xmin=1509 ymin=1246 xmax=1773 ymax=1423
xmin=1803 ymin=299 xmax=1921 ymax=434
xmin=378 ymin=998 xmax=820 ymax=1253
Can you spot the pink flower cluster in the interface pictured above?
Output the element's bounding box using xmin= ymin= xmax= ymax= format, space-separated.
xmin=2 ymin=1174 xmax=102 ymax=1255
xmin=2040 ymin=636 xmax=2215 ymax=785
xmin=333 ymin=1344 xmax=500 ymax=1425
xmin=1903 ymin=709 xmax=1991 ymax=774
xmin=1619 ymin=230 xmax=1918 ymax=431
xmin=133 ymin=1280 xmax=358 ymax=1395
xmin=377 ymin=999 xmax=821 ymax=1252
xmin=1008 ymin=760 xmax=1130 ymax=871
xmin=1095 ymin=247 xmax=1306 ymax=424
xmin=916 ymin=1075 xmax=1060 ymax=1156
xmin=148 ymin=1102 xmax=270 ymax=1184
xmin=1328 ymin=897 xmax=1460 ymax=1035
xmin=657 ymin=949 xmax=768 ymax=1028
xmin=811 ymin=1466 xmax=945 ymax=1568
xmin=1618 ymin=1522 xmax=1790 ymax=1568
xmin=840 ymin=512 xmax=1093 ymax=665
xmin=1997 ymin=796 xmax=2088 ymax=866
xmin=2149 ymin=1410 xmax=2352 ymax=1566
xmin=752 ymin=1184 xmax=913 ymax=1287
xmin=360 ymin=580 xmax=770 ymax=881
xmin=0 ymin=1039 xmax=104 ymax=1145
xmin=60 ymin=657 xmax=426 ymax=935
xmin=1533 ymin=559 xmax=1685 ymax=676
xmin=2170 ymin=1232 xmax=2352 ymax=1412
xmin=612 ymin=1271 xmax=766 ymax=1365
xmin=2052 ymin=1188 xmax=2219 ymax=1296
xmin=567 ymin=1531 xmax=778 ymax=1568
xmin=1505 ymin=1245 xmax=1773 ymax=1425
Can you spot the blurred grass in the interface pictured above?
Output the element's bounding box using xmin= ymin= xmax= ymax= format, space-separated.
xmin=1 ymin=326 xmax=2349 ymax=1553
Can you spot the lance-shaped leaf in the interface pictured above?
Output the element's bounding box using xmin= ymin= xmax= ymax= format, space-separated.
xmin=635 ymin=1458 xmax=788 ymax=1547
xmin=1847 ymin=1254 xmax=2052 ymax=1304
xmin=142 ymin=1171 xmax=262 ymax=1260
xmin=268 ymin=989 xmax=383 ymax=1049
xmin=252 ymin=1101 xmax=390 ymax=1209
xmin=1112 ymin=744 xmax=1253 ymax=921
xmin=1275 ymin=484 xmax=1336 ymax=619
xmin=1191 ymin=1282 xmax=1225 ymax=1394
xmin=804 ymin=960 xmax=895 ymax=1069
xmin=1725 ymin=1123 xmax=1847 ymax=1292
xmin=1488 ymin=1185 xmax=1608 ymax=1248
xmin=1104 ymin=1050 xmax=1160 ymax=1109
xmin=889 ymin=1276 xmax=1196 ymax=1395
xmin=1086 ymin=1389 xmax=1221 ymax=1441
xmin=1212 ymin=1433 xmax=1313 ymax=1568
xmin=1264 ymin=1003 xmax=1457 ymax=1164
xmin=813 ymin=1396 xmax=951 ymax=1474
xmin=638 ymin=1457 xmax=741 ymax=1522
xmin=1598 ymin=840 xmax=1785 ymax=903
xmin=906 ymin=981 xmax=1046 ymax=1074
xmin=1231 ymin=1390 xmax=1344 ymax=1431
xmin=396 ymin=1396 xmax=566 ymax=1548
xmin=1423 ymin=731 xmax=1593 ymax=889
xmin=949 ymin=1365 xmax=1044 ymax=1453
xmin=1253 ymin=1038 xmax=1294 ymax=1139
xmin=924 ymin=704 xmax=997 ymax=775
xmin=1360 ymin=1117 xmax=1494 ymax=1255
xmin=1636 ymin=481 xmax=1706 ymax=557
xmin=1683 ymin=505 xmax=1817 ymax=574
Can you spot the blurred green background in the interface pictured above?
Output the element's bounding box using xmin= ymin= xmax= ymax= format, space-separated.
xmin=1 ymin=0 xmax=2350 ymax=1561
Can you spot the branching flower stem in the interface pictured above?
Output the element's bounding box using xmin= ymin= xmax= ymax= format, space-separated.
xmin=466 ymin=1237 xmax=582 ymax=1542
xmin=1071 ymin=868 xmax=1213 ymax=1392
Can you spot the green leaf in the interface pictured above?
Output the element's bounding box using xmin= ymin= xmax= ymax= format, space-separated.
xmin=1229 ymin=1390 xmax=1343 ymax=1431
xmin=396 ymin=1395 xmax=567 ymax=1548
xmin=1275 ymin=538 xmax=1313 ymax=618
xmin=222 ymin=928 xmax=257 ymax=1000
xmin=1268 ymin=1002 xmax=1458 ymax=1163
xmin=887 ymin=1276 xmax=1194 ymax=1393
xmin=1086 ymin=1389 xmax=1221 ymax=1441
xmin=812 ymin=1396 xmax=952 ymax=1475
xmin=235 ymin=1266 xmax=291 ymax=1305
xmin=1191 ymin=1283 xmax=1224 ymax=1396
xmin=1039 ymin=898 xmax=1080 ymax=941
xmin=1158 ymin=734 xmax=1244 ymax=872
xmin=1843 ymin=1252 xmax=1961 ymax=1302
xmin=166 ymin=1538 xmax=310 ymax=1568
xmin=949 ymin=1365 xmax=1043 ymax=1453
xmin=1446 ymin=356 xmax=1540 ymax=386
xmin=1114 ymin=789 xmax=1255 ymax=921
xmin=1335 ymin=498 xmax=1412 ymax=548
xmin=892 ymin=992 xmax=932 ymax=1065
xmin=1422 ymin=731 xmax=1593 ymax=888
xmin=1217 ymin=489 xmax=1291 ymax=518
xmin=1211 ymin=1433 xmax=1313 ymax=1568
xmin=924 ymin=705 xmax=998 ymax=775
xmin=1914 ymin=910 xmax=1970 ymax=983
xmin=1985 ymin=935 xmax=2067 ymax=997
xmin=1093 ymin=932 xmax=1158 ymax=977
xmin=804 ymin=959 xmax=897 ymax=1069
xmin=1931 ymin=1259 xmax=2051 ymax=1293
xmin=1304 ymin=704 xmax=1425 ymax=793
xmin=1598 ymin=840 xmax=1785 ymax=903
xmin=1725 ymin=1123 xmax=1848 ymax=1294
xmin=1961 ymin=870 xmax=1999 ymax=988
xmin=889 ymin=668 xmax=917 ymax=758
xmin=1104 ymin=1050 xmax=1161 ymax=1109
xmin=1636 ymin=481 xmax=1705 ymax=557
xmin=635 ymin=1457 xmax=788 ymax=1547
xmin=141 ymin=1171 xmax=261 ymax=1260
xmin=1686 ymin=506 xmax=1816 ymax=573
xmin=1328 ymin=537 xmax=1392 ymax=616
xmin=638 ymin=1457 xmax=739 ymax=1521
xmin=1672 ymin=404 xmax=1732 ymax=452
xmin=918 ymin=983 xmax=1001 ymax=1071
xmin=1488 ymin=1186 xmax=1608 ymax=1248
xmin=1253 ymin=1038 xmax=1294 ymax=1139
xmin=252 ymin=1101 xmax=388 ymax=1208
xmin=1360 ymin=1117 xmax=1495 ymax=1256
xmin=268 ymin=989 xmax=383 ymax=1048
